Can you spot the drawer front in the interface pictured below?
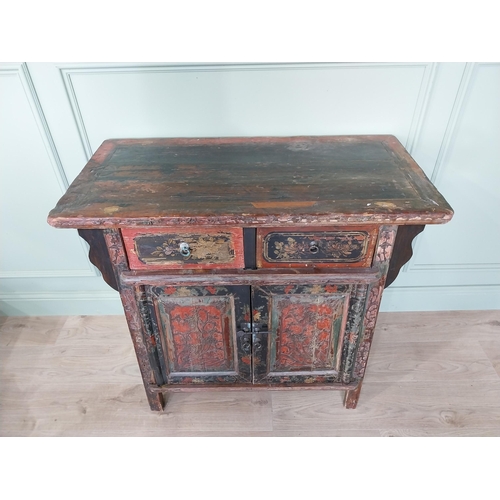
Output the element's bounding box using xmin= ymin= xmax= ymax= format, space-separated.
xmin=122 ymin=227 xmax=244 ymax=270
xmin=256 ymin=226 xmax=378 ymax=268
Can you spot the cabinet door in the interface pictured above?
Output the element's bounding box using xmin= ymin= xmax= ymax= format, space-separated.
xmin=251 ymin=283 xmax=368 ymax=385
xmin=147 ymin=285 xmax=252 ymax=385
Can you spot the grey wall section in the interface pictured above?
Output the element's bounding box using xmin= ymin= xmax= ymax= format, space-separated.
xmin=0 ymin=62 xmax=498 ymax=315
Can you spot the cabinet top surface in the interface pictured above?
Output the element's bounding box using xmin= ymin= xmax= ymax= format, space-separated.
xmin=48 ymin=135 xmax=453 ymax=228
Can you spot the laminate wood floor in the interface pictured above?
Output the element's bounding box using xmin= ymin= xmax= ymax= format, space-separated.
xmin=1 ymin=311 xmax=499 ymax=436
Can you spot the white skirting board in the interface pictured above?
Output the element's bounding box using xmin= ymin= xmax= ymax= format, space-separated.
xmin=0 ymin=291 xmax=123 ymax=316
xmin=1 ymin=286 xmax=499 ymax=316
xmin=380 ymin=285 xmax=500 ymax=312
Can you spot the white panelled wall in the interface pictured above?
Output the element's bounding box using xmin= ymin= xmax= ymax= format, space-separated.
xmin=0 ymin=62 xmax=499 ymax=315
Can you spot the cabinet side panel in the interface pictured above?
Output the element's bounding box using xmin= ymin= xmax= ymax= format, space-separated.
xmin=354 ymin=225 xmax=398 ymax=380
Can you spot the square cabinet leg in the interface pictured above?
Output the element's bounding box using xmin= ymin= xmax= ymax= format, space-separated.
xmin=146 ymin=390 xmax=165 ymax=411
xmin=344 ymin=382 xmax=363 ymax=409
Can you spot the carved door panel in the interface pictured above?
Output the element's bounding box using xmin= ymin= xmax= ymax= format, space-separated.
xmin=251 ymin=283 xmax=369 ymax=385
xmin=146 ymin=285 xmax=252 ymax=385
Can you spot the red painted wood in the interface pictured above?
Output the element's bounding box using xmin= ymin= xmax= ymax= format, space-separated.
xmin=165 ymin=301 xmax=233 ymax=372
xmin=274 ymin=299 xmax=338 ymax=370
xmin=46 ymin=135 xmax=454 ymax=412
xmin=122 ymin=226 xmax=244 ymax=270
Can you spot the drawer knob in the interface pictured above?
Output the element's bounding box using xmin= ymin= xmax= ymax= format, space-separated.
xmin=179 ymin=242 xmax=191 ymax=257
xmin=309 ymin=241 xmax=319 ymax=254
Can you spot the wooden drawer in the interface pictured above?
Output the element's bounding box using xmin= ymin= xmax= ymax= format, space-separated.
xmin=256 ymin=226 xmax=378 ymax=268
xmin=122 ymin=227 xmax=244 ymax=270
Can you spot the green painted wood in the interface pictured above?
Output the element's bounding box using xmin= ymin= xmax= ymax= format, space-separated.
xmin=48 ymin=136 xmax=453 ymax=228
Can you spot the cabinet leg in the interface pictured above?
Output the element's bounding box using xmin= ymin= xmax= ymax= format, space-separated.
xmin=146 ymin=389 xmax=165 ymax=411
xmin=344 ymin=382 xmax=363 ymax=409
xmin=118 ymin=286 xmax=165 ymax=412
xmin=104 ymin=231 xmax=166 ymax=412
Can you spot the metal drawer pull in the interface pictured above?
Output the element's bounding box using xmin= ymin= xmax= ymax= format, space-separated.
xmin=179 ymin=242 xmax=191 ymax=257
xmin=309 ymin=241 xmax=319 ymax=254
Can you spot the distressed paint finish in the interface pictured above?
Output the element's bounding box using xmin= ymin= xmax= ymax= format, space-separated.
xmin=161 ymin=297 xmax=235 ymax=372
xmin=137 ymin=288 xmax=164 ymax=386
xmin=345 ymin=225 xmax=398 ymax=408
xmin=148 ymin=284 xmax=252 ymax=385
xmin=353 ymin=284 xmax=384 ymax=380
xmin=340 ymin=283 xmax=370 ymax=384
xmin=122 ymin=226 xmax=244 ymax=270
xmin=48 ymin=136 xmax=454 ymax=229
xmin=376 ymin=226 xmax=398 ymax=263
xmin=257 ymin=226 xmax=378 ymax=268
xmin=251 ymin=283 xmax=365 ymax=385
xmin=271 ymin=295 xmax=347 ymax=371
xmin=148 ymin=382 xmax=358 ymax=394
xmin=47 ymin=136 xmax=454 ymax=411
xmin=103 ymin=229 xmax=165 ymax=411
xmin=344 ymin=381 xmax=363 ymax=409
xmin=120 ymin=269 xmax=380 ymax=288
xmin=104 ymin=228 xmax=129 ymax=272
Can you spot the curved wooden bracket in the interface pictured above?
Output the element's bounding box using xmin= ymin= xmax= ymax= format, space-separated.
xmin=78 ymin=229 xmax=118 ymax=291
xmin=385 ymin=225 xmax=425 ymax=288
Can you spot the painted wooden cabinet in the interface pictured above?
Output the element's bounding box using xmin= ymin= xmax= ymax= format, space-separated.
xmin=48 ymin=136 xmax=453 ymax=410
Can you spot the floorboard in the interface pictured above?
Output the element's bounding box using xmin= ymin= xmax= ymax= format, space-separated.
xmin=1 ymin=311 xmax=499 ymax=436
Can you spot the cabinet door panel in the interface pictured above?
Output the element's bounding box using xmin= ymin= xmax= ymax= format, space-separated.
xmin=148 ymin=285 xmax=251 ymax=385
xmin=252 ymin=283 xmax=368 ymax=385
xmin=270 ymin=294 xmax=348 ymax=372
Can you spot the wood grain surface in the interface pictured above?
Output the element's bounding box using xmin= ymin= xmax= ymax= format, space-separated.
xmin=1 ymin=310 xmax=499 ymax=436
xmin=47 ymin=136 xmax=454 ymax=228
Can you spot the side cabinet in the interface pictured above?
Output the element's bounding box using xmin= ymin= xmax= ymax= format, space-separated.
xmin=50 ymin=136 xmax=453 ymax=411
xmin=88 ymin=223 xmax=408 ymax=410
